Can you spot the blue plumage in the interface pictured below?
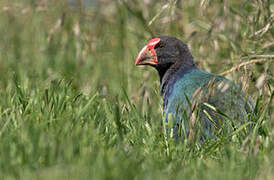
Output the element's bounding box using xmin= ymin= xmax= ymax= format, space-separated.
xmin=163 ymin=68 xmax=253 ymax=140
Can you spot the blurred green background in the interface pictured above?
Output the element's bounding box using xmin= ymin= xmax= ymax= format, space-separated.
xmin=0 ymin=0 xmax=273 ymax=179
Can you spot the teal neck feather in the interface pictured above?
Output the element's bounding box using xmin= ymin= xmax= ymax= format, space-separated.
xmin=161 ymin=65 xmax=197 ymax=109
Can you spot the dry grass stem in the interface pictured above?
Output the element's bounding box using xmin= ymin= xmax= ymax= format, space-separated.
xmin=220 ymin=57 xmax=274 ymax=76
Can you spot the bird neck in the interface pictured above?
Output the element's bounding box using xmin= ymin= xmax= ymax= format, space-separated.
xmin=159 ymin=61 xmax=197 ymax=109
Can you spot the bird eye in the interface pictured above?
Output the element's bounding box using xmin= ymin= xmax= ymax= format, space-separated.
xmin=154 ymin=43 xmax=164 ymax=49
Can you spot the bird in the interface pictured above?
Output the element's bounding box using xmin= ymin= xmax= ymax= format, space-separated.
xmin=135 ymin=36 xmax=254 ymax=142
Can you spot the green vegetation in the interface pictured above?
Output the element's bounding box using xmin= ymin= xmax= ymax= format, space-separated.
xmin=0 ymin=0 xmax=273 ymax=179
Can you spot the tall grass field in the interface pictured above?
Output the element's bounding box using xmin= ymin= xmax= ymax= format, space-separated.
xmin=0 ymin=0 xmax=273 ymax=179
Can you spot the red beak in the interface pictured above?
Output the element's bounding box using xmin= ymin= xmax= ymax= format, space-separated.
xmin=135 ymin=38 xmax=161 ymax=66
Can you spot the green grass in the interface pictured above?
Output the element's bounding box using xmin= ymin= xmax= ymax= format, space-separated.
xmin=0 ymin=0 xmax=273 ymax=179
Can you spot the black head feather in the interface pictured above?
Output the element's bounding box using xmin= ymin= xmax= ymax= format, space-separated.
xmin=153 ymin=36 xmax=196 ymax=84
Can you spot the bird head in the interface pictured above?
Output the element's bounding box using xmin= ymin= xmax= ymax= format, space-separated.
xmin=135 ymin=36 xmax=194 ymax=71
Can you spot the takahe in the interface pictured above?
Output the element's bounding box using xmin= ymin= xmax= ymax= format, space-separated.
xmin=135 ymin=36 xmax=254 ymax=141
